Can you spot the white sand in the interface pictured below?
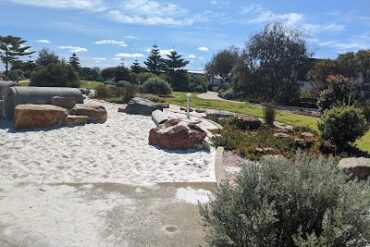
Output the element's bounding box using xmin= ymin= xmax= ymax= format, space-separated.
xmin=175 ymin=186 xmax=213 ymax=205
xmin=0 ymin=99 xmax=217 ymax=185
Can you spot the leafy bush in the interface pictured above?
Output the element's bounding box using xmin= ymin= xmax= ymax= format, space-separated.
xmin=363 ymin=105 xmax=370 ymax=123
xmin=141 ymin=77 xmax=172 ymax=95
xmin=317 ymin=75 xmax=357 ymax=112
xmin=136 ymin=93 xmax=164 ymax=103
xmin=8 ymin=69 xmax=25 ymax=81
xmin=30 ymin=63 xmax=80 ymax=87
xmin=96 ymin=83 xmax=138 ymax=103
xmin=218 ymin=87 xmax=234 ymax=99
xmin=318 ymin=105 xmax=369 ymax=149
xmin=169 ymin=69 xmax=189 ymax=91
xmin=264 ymin=105 xmax=276 ymax=125
xmin=191 ymin=85 xmax=205 ymax=93
xmin=136 ymin=72 xmax=158 ymax=84
xmin=200 ymin=154 xmax=370 ymax=247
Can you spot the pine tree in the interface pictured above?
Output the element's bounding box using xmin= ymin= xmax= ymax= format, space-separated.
xmin=144 ymin=45 xmax=164 ymax=75
xmin=131 ymin=59 xmax=143 ymax=74
xmin=164 ymin=50 xmax=189 ymax=73
xmin=0 ymin=35 xmax=34 ymax=76
xmin=69 ymin=53 xmax=81 ymax=73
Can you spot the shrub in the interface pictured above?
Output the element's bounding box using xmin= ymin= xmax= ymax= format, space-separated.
xmin=191 ymin=85 xmax=205 ymax=93
xmin=169 ymin=69 xmax=189 ymax=91
xmin=200 ymin=154 xmax=370 ymax=247
xmin=8 ymin=69 xmax=25 ymax=82
xmin=136 ymin=72 xmax=158 ymax=84
xmin=317 ymin=75 xmax=357 ymax=112
xmin=264 ymin=105 xmax=276 ymax=125
xmin=363 ymin=105 xmax=370 ymax=123
xmin=141 ymin=78 xmax=172 ymax=95
xmin=218 ymin=87 xmax=234 ymax=99
xmin=96 ymin=83 xmax=138 ymax=103
xmin=136 ymin=93 xmax=163 ymax=103
xmin=30 ymin=63 xmax=80 ymax=87
xmin=318 ymin=105 xmax=369 ymax=149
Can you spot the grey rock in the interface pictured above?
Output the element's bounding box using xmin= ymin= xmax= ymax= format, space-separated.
xmin=126 ymin=97 xmax=163 ymax=116
xmin=338 ymin=157 xmax=370 ymax=180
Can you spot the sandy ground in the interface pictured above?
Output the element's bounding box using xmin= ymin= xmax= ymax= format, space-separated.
xmin=0 ymin=99 xmax=219 ymax=246
xmin=0 ymin=99 xmax=217 ymax=185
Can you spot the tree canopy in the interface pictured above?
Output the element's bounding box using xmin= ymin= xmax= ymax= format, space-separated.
xmin=0 ymin=35 xmax=34 ymax=76
xmin=144 ymin=45 xmax=164 ymax=75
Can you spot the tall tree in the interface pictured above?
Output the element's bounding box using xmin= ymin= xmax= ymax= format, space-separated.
xmin=205 ymin=46 xmax=240 ymax=83
xmin=35 ymin=49 xmax=60 ymax=67
xmin=69 ymin=53 xmax=81 ymax=73
xmin=131 ymin=59 xmax=144 ymax=74
xmin=164 ymin=51 xmax=189 ymax=73
xmin=144 ymin=45 xmax=163 ymax=75
xmin=0 ymin=35 xmax=34 ymax=76
xmin=243 ymin=23 xmax=310 ymax=104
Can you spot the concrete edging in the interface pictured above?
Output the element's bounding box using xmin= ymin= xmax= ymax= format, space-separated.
xmin=214 ymin=146 xmax=225 ymax=185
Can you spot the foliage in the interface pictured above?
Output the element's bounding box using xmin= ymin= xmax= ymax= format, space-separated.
xmin=8 ymin=68 xmax=24 ymax=81
xmin=35 ymin=49 xmax=60 ymax=67
xmin=130 ymin=59 xmax=146 ymax=74
xmin=10 ymin=58 xmax=36 ymax=79
xmin=163 ymin=50 xmax=189 ymax=74
xmin=100 ymin=67 xmax=117 ymax=81
xmin=188 ymin=73 xmax=208 ymax=92
xmin=96 ymin=83 xmax=138 ymax=103
xmin=200 ymin=154 xmax=370 ymax=247
xmin=81 ymin=67 xmax=102 ymax=81
xmin=318 ymin=105 xmax=369 ymax=150
xmin=69 ymin=53 xmax=81 ymax=74
xmin=136 ymin=72 xmax=159 ymax=84
xmin=169 ymin=69 xmax=189 ymax=91
xmin=80 ymin=80 xmax=103 ymax=90
xmin=317 ymin=75 xmax=358 ymax=112
xmin=264 ymin=105 xmax=276 ymax=125
xmin=0 ymin=35 xmax=34 ymax=76
xmin=30 ymin=63 xmax=80 ymax=87
xmin=205 ymin=46 xmax=240 ymax=82
xmin=136 ymin=93 xmax=164 ymax=103
xmin=235 ymin=23 xmax=310 ymax=104
xmin=218 ymin=87 xmax=235 ymax=99
xmin=141 ymin=77 xmax=172 ymax=95
xmin=144 ymin=45 xmax=164 ymax=75
xmin=100 ymin=66 xmax=132 ymax=83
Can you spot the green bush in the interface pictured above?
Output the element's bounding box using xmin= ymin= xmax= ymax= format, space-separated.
xmin=9 ymin=69 xmax=25 ymax=82
xmin=264 ymin=105 xmax=276 ymax=125
xmin=136 ymin=72 xmax=158 ymax=84
xmin=200 ymin=154 xmax=370 ymax=247
xmin=317 ymin=75 xmax=357 ymax=112
xmin=96 ymin=83 xmax=138 ymax=103
xmin=363 ymin=105 xmax=370 ymax=123
xmin=141 ymin=77 xmax=172 ymax=95
xmin=169 ymin=69 xmax=189 ymax=91
xmin=30 ymin=63 xmax=80 ymax=87
xmin=318 ymin=105 xmax=369 ymax=149
xmin=189 ymin=74 xmax=208 ymax=92
xmin=191 ymin=85 xmax=205 ymax=93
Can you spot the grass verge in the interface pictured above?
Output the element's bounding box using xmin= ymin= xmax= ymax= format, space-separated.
xmin=163 ymin=92 xmax=370 ymax=153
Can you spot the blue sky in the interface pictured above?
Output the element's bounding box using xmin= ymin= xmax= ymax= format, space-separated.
xmin=0 ymin=0 xmax=369 ymax=71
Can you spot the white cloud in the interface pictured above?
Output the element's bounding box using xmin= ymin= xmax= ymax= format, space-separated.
xmin=35 ymin=39 xmax=50 ymax=44
xmin=198 ymin=47 xmax=209 ymax=52
xmin=160 ymin=49 xmax=175 ymax=56
xmin=93 ymin=57 xmax=106 ymax=61
xmin=124 ymin=35 xmax=139 ymax=39
xmin=317 ymin=40 xmax=368 ymax=51
xmin=302 ymin=23 xmax=345 ymax=33
xmin=10 ymin=0 xmax=106 ymax=11
xmin=58 ymin=46 xmax=88 ymax=53
xmin=115 ymin=53 xmax=144 ymax=58
xmin=243 ymin=4 xmax=303 ymax=25
xmin=188 ymin=54 xmax=196 ymax=59
xmin=95 ymin=39 xmax=127 ymax=47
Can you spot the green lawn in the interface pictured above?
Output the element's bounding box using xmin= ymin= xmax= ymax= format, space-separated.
xmin=80 ymin=80 xmax=103 ymax=90
xmin=163 ymin=92 xmax=370 ymax=153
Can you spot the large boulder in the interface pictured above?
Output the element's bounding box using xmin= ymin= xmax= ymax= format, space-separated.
xmin=338 ymin=157 xmax=370 ymax=180
xmin=70 ymin=104 xmax=107 ymax=123
xmin=51 ymin=96 xmax=76 ymax=109
xmin=234 ymin=115 xmax=262 ymax=130
xmin=13 ymin=104 xmax=68 ymax=129
xmin=126 ymin=97 xmax=163 ymax=116
xmin=149 ymin=118 xmax=207 ymax=150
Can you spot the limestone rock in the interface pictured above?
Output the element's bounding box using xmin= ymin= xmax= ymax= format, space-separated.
xmin=51 ymin=96 xmax=76 ymax=109
xmin=66 ymin=115 xmax=89 ymax=126
xmin=70 ymin=104 xmax=107 ymax=123
xmin=126 ymin=97 xmax=163 ymax=116
xmin=206 ymin=111 xmax=235 ymax=122
xmin=149 ymin=118 xmax=207 ymax=150
xmin=234 ymin=115 xmax=262 ymax=130
xmin=14 ymin=104 xmax=68 ymax=129
xmin=338 ymin=157 xmax=370 ymax=180
xmin=274 ymin=132 xmax=292 ymax=139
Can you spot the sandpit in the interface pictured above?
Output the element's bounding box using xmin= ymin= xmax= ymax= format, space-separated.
xmin=0 ymin=99 xmax=217 ymax=185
